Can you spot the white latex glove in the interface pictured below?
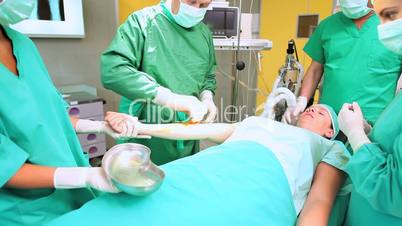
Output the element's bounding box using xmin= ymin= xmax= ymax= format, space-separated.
xmin=105 ymin=112 xmax=151 ymax=139
xmin=363 ymin=120 xmax=372 ymax=135
xmin=283 ymin=96 xmax=308 ymax=124
xmin=153 ymin=87 xmax=208 ymax=122
xmin=54 ymin=167 xmax=120 ymax=193
xmin=200 ymin=90 xmax=218 ymax=123
xmin=75 ymin=119 xmax=124 ymax=139
xmin=338 ymin=102 xmax=371 ymax=152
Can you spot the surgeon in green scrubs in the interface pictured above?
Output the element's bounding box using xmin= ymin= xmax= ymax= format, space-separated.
xmin=0 ymin=1 xmax=127 ymax=226
xmin=284 ymin=0 xmax=401 ymax=125
xmin=338 ymin=0 xmax=402 ymax=225
xmin=101 ymin=0 xmax=217 ymax=165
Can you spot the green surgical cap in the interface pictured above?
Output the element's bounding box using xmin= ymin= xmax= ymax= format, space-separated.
xmin=318 ymin=104 xmax=340 ymax=140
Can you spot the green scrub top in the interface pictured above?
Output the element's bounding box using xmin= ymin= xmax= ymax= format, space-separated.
xmin=344 ymin=93 xmax=402 ymax=226
xmin=0 ymin=27 xmax=94 ymax=226
xmin=304 ymin=12 xmax=402 ymax=124
xmin=101 ymin=4 xmax=217 ymax=165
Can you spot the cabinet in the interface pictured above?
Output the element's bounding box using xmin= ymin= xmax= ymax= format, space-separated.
xmin=63 ymin=91 xmax=107 ymax=158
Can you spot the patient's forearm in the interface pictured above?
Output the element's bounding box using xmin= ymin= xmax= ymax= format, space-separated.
xmin=297 ymin=199 xmax=333 ymax=226
xmin=140 ymin=123 xmax=235 ymax=143
xmin=297 ymin=162 xmax=345 ymax=226
xmin=5 ymin=164 xmax=56 ymax=189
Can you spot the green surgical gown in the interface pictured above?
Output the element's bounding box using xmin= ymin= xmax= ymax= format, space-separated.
xmin=0 ymin=27 xmax=94 ymax=226
xmin=344 ymin=92 xmax=402 ymax=225
xmin=101 ymin=4 xmax=217 ymax=165
xmin=304 ymin=12 xmax=402 ymax=124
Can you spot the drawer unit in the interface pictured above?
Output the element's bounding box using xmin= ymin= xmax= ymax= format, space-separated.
xmin=82 ymin=142 xmax=107 ymax=158
xmin=68 ymin=102 xmax=104 ymax=118
xmin=63 ymin=91 xmax=107 ymax=159
xmin=77 ymin=133 xmax=106 ymax=147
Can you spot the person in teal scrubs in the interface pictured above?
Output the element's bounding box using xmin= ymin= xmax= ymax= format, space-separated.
xmin=0 ymin=1 xmax=129 ymax=225
xmin=101 ymin=0 xmax=218 ymax=165
xmin=284 ymin=0 xmax=401 ymax=126
xmin=338 ymin=0 xmax=402 ymax=225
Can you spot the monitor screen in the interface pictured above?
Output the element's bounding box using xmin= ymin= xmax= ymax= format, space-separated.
xmin=203 ymin=9 xmax=237 ymax=31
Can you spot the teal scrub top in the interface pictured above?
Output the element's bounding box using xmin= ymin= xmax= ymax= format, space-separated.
xmin=0 ymin=27 xmax=94 ymax=226
xmin=304 ymin=12 xmax=402 ymax=124
xmin=101 ymin=4 xmax=217 ymax=165
xmin=344 ymin=92 xmax=402 ymax=226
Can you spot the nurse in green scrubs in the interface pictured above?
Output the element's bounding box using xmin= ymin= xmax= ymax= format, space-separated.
xmin=338 ymin=0 xmax=402 ymax=225
xmin=101 ymin=0 xmax=217 ymax=165
xmin=284 ymin=0 xmax=401 ymax=125
xmin=0 ymin=1 xmax=127 ymax=225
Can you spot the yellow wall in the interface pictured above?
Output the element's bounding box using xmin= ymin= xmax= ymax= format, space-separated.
xmin=257 ymin=1 xmax=333 ymax=106
xmin=119 ymin=0 xmax=159 ymax=23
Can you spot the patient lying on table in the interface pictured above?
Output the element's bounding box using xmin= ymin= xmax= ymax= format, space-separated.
xmin=45 ymin=104 xmax=350 ymax=226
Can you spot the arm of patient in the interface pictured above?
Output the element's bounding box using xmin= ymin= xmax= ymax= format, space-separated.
xmin=105 ymin=112 xmax=236 ymax=143
xmin=297 ymin=162 xmax=345 ymax=226
xmin=139 ymin=123 xmax=236 ymax=144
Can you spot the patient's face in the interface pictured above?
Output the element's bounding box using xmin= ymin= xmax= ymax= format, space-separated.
xmin=296 ymin=105 xmax=334 ymax=139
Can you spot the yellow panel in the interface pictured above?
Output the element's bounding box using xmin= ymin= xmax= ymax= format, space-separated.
xmin=119 ymin=0 xmax=160 ymax=24
xmin=257 ymin=0 xmax=333 ymax=106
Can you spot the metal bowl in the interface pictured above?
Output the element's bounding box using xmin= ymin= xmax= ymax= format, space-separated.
xmin=102 ymin=143 xmax=165 ymax=196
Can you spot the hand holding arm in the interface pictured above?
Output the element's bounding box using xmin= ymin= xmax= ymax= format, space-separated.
xmin=72 ymin=117 xmax=127 ymax=140
xmin=105 ymin=112 xmax=235 ymax=144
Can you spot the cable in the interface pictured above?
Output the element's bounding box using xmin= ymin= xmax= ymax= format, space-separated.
xmin=246 ymin=51 xmax=252 ymax=108
xmin=216 ymin=65 xmax=269 ymax=97
xmin=252 ymin=50 xmax=270 ymax=93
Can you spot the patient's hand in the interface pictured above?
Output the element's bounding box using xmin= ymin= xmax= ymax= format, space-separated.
xmin=105 ymin=112 xmax=150 ymax=139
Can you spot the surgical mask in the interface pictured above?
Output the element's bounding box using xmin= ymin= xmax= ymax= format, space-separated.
xmin=339 ymin=0 xmax=372 ymax=19
xmin=378 ymin=18 xmax=402 ymax=55
xmin=163 ymin=0 xmax=207 ymax=28
xmin=0 ymin=0 xmax=35 ymax=25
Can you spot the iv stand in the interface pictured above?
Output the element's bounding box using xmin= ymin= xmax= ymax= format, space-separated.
xmin=230 ymin=0 xmax=245 ymax=122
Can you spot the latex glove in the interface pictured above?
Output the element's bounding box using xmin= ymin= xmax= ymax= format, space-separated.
xmin=338 ymin=102 xmax=371 ymax=152
xmin=153 ymin=87 xmax=208 ymax=122
xmin=75 ymin=119 xmax=124 ymax=139
xmin=105 ymin=112 xmax=151 ymax=139
xmin=200 ymin=90 xmax=218 ymax=123
xmin=363 ymin=120 xmax=372 ymax=135
xmin=283 ymin=96 xmax=308 ymax=124
xmin=54 ymin=167 xmax=120 ymax=193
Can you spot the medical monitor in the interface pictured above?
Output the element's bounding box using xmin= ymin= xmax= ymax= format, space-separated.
xmin=202 ymin=7 xmax=239 ymax=39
